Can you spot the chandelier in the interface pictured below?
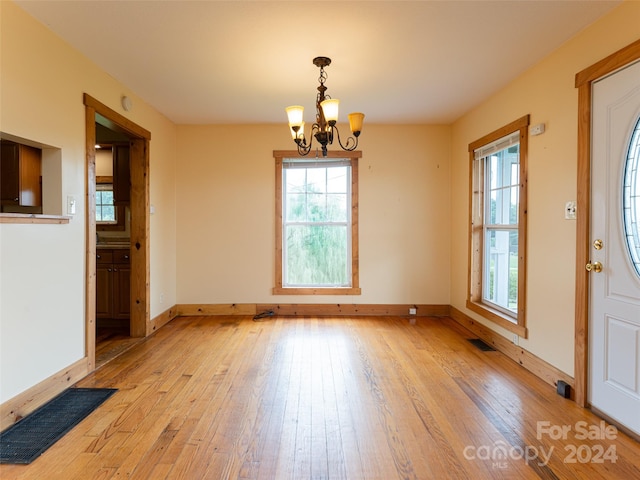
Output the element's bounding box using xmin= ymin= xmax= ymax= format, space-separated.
xmin=286 ymin=57 xmax=364 ymax=157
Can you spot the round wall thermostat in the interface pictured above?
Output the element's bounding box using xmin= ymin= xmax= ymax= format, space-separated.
xmin=121 ymin=96 xmax=133 ymax=111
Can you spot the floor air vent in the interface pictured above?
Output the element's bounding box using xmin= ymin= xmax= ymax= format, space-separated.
xmin=467 ymin=338 xmax=496 ymax=351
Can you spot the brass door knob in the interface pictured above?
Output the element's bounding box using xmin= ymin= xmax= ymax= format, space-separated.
xmin=586 ymin=261 xmax=603 ymax=273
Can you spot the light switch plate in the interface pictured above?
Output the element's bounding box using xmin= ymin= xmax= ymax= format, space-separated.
xmin=67 ymin=195 xmax=76 ymax=215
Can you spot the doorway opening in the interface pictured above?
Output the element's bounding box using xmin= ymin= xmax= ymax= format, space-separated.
xmin=84 ymin=94 xmax=151 ymax=370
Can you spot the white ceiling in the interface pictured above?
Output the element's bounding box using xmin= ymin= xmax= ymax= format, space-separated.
xmin=15 ymin=0 xmax=620 ymax=125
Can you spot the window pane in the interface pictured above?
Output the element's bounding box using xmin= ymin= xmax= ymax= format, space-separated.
xmin=286 ymin=169 xmax=306 ymax=192
xmin=623 ymin=115 xmax=640 ymax=277
xmin=308 ymin=193 xmax=326 ymax=222
xmin=487 ymin=146 xmax=519 ymax=226
xmin=285 ymin=166 xmax=349 ymax=223
xmin=96 ymin=187 xmax=116 ymax=222
xmin=286 ymin=193 xmax=306 ymax=222
xmin=307 ymin=168 xmax=326 ymax=194
xmin=102 ymin=190 xmax=114 ymax=205
xmin=327 ymin=166 xmax=347 ymax=193
xmin=484 ymin=229 xmax=518 ymax=313
xmin=327 ymin=193 xmax=347 ymax=222
xmin=285 ymin=225 xmax=348 ymax=285
xmin=282 ymin=162 xmax=352 ymax=288
xmin=101 ymin=206 xmax=116 ymax=222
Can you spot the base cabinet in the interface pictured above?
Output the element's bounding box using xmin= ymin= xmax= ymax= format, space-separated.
xmin=96 ymin=249 xmax=130 ymax=320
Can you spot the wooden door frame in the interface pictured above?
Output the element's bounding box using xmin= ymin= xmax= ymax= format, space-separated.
xmin=574 ymin=39 xmax=640 ymax=407
xmin=84 ymin=94 xmax=151 ymax=371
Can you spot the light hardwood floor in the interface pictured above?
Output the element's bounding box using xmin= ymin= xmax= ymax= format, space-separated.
xmin=95 ymin=325 xmax=142 ymax=369
xmin=2 ymin=316 xmax=639 ymax=479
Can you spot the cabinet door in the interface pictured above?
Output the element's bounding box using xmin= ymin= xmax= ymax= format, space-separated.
xmin=113 ymin=145 xmax=130 ymax=205
xmin=113 ymin=265 xmax=131 ymax=319
xmin=0 ymin=140 xmax=42 ymax=208
xmin=1 ymin=141 xmax=20 ymax=205
xmin=96 ymin=264 xmax=113 ymax=319
xmin=19 ymin=144 xmax=42 ymax=207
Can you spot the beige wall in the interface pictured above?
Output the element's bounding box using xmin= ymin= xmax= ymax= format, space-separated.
xmin=175 ymin=124 xmax=452 ymax=305
xmin=0 ymin=2 xmax=177 ymax=403
xmin=450 ymin=1 xmax=640 ymax=375
xmin=2 ymin=0 xmax=638 ymax=407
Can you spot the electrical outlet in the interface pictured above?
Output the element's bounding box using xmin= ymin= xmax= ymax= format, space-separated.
xmin=565 ymin=201 xmax=577 ymax=220
xmin=160 ymin=293 xmax=164 ymax=304
xmin=513 ymin=334 xmax=519 ymax=346
xmin=409 ymin=307 xmax=417 ymax=315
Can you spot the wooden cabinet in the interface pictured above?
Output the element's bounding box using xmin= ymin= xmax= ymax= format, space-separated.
xmin=96 ymin=249 xmax=131 ymax=321
xmin=1 ymin=140 xmax=42 ymax=211
xmin=113 ymin=145 xmax=130 ymax=205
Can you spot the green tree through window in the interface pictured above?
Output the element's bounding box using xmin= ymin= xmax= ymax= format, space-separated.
xmin=273 ymin=151 xmax=361 ymax=295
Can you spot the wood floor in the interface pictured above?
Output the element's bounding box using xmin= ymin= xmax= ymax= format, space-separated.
xmin=2 ymin=315 xmax=640 ymax=479
xmin=95 ymin=325 xmax=141 ymax=369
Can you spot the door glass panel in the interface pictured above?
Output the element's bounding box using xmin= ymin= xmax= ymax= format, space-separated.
xmin=623 ymin=115 xmax=640 ymax=277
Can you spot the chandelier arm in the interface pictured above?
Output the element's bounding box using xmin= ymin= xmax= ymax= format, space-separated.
xmin=296 ymin=122 xmax=323 ymax=156
xmin=333 ymin=125 xmax=359 ymax=151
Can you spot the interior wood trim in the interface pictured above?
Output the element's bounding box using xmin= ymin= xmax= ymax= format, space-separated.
xmin=85 ymin=103 xmax=97 ymax=371
xmin=272 ymin=150 xmax=362 ymax=159
xmin=0 ymin=214 xmax=70 ymax=224
xmin=0 ymin=358 xmax=89 ymax=431
xmin=468 ymin=115 xmax=530 ymax=152
xmin=84 ymin=93 xmax=150 ymax=344
xmin=149 ymin=305 xmax=179 ymax=333
xmin=258 ymin=303 xmax=450 ymax=317
xmin=272 ymin=151 xmax=362 ymax=295
xmin=465 ymin=300 xmax=527 ymax=338
xmin=575 ymin=38 xmax=640 ymax=88
xmin=466 ymin=114 xmax=530 ymax=338
xmin=574 ymin=40 xmax=640 ymax=408
xmin=129 ymin=137 xmax=150 ymax=337
xmin=272 ymin=287 xmax=362 ymax=296
xmin=449 ymin=306 xmax=574 ymax=396
xmin=176 ymin=303 xmax=451 ymax=318
xmin=83 ymin=94 xmax=151 ymax=140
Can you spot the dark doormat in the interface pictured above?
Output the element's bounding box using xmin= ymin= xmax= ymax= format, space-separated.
xmin=0 ymin=387 xmax=116 ymax=464
xmin=467 ymin=338 xmax=496 ymax=351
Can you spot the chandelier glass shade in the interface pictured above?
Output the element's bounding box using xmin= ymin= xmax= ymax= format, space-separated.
xmin=286 ymin=57 xmax=364 ymax=157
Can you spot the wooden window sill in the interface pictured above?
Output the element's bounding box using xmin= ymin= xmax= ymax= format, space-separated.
xmin=466 ymin=299 xmax=527 ymax=338
xmin=0 ymin=213 xmax=71 ymax=224
xmin=273 ymin=287 xmax=362 ymax=296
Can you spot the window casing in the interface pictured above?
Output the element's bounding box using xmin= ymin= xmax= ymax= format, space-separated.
xmin=273 ymin=150 xmax=361 ymax=295
xmin=467 ymin=116 xmax=529 ymax=337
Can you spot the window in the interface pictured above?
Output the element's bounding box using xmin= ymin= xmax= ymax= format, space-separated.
xmin=468 ymin=115 xmax=529 ymax=337
xmin=273 ymin=151 xmax=361 ymax=295
xmin=623 ymin=114 xmax=640 ymax=277
xmin=96 ymin=184 xmax=116 ymax=222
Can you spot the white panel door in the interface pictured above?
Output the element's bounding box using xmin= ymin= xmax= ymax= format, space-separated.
xmin=590 ymin=59 xmax=640 ymax=436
